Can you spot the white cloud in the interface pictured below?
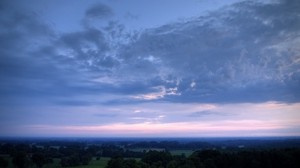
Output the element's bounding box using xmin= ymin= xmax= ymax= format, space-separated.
xmin=133 ymin=110 xmax=142 ymax=113
xmin=132 ymin=86 xmax=180 ymax=100
xmin=143 ymin=55 xmax=161 ymax=64
xmin=190 ymin=81 xmax=196 ymax=88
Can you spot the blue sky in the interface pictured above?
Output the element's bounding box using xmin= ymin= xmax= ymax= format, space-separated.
xmin=0 ymin=0 xmax=300 ymax=137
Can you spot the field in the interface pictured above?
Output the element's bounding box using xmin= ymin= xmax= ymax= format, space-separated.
xmin=2 ymin=150 xmax=193 ymax=168
xmin=63 ymin=157 xmax=110 ymax=168
xmin=2 ymin=157 xmax=110 ymax=168
xmin=170 ymin=150 xmax=194 ymax=156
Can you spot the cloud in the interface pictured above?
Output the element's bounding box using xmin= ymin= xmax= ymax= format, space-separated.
xmin=1 ymin=0 xmax=300 ymax=108
xmin=188 ymin=110 xmax=232 ymax=118
xmin=125 ymin=12 xmax=139 ymax=20
xmin=0 ymin=1 xmax=136 ymax=107
xmin=85 ymin=3 xmax=114 ymax=20
xmin=12 ymin=118 xmax=300 ymax=137
xmin=57 ymin=27 xmax=120 ymax=70
xmin=94 ymin=113 xmax=118 ymax=118
xmin=132 ymin=86 xmax=180 ymax=100
xmin=116 ymin=0 xmax=300 ymax=103
xmin=0 ymin=7 xmax=125 ymax=109
xmin=1 ymin=98 xmax=300 ymax=136
xmin=0 ymin=5 xmax=64 ymax=105
xmin=1 ymin=0 xmax=300 ymax=137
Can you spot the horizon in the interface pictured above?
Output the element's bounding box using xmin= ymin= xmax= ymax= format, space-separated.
xmin=1 ymin=136 xmax=300 ymax=141
xmin=1 ymin=0 xmax=300 ymax=137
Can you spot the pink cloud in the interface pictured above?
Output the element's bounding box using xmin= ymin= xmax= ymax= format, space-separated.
xmin=24 ymin=119 xmax=300 ymax=137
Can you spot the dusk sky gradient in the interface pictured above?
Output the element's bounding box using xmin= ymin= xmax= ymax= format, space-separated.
xmin=0 ymin=0 xmax=300 ymax=137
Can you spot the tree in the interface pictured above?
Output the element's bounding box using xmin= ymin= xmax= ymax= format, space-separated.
xmin=106 ymin=157 xmax=124 ymax=168
xmin=12 ymin=151 xmax=30 ymax=168
xmin=0 ymin=156 xmax=9 ymax=168
xmin=167 ymin=160 xmax=178 ymax=168
xmin=142 ymin=150 xmax=172 ymax=167
xmin=32 ymin=152 xmax=52 ymax=168
xmin=137 ymin=161 xmax=149 ymax=168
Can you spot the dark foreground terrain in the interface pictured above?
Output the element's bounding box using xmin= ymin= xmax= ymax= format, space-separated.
xmin=0 ymin=137 xmax=300 ymax=168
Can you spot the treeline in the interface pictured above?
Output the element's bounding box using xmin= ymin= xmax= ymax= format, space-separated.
xmin=125 ymin=139 xmax=300 ymax=149
xmin=0 ymin=143 xmax=54 ymax=168
xmin=125 ymin=141 xmax=213 ymax=150
xmin=1 ymin=139 xmax=300 ymax=168
xmin=107 ymin=148 xmax=300 ymax=168
xmin=0 ymin=143 xmax=145 ymax=167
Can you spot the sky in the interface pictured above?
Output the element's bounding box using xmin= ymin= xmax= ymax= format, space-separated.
xmin=0 ymin=0 xmax=300 ymax=137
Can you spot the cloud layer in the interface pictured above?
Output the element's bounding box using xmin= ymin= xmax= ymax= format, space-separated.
xmin=1 ymin=0 xmax=299 ymax=105
xmin=117 ymin=0 xmax=300 ymax=103
xmin=0 ymin=0 xmax=299 ymax=137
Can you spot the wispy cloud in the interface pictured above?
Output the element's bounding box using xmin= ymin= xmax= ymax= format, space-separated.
xmin=132 ymin=86 xmax=180 ymax=100
xmin=21 ymin=118 xmax=300 ymax=137
xmin=188 ymin=111 xmax=232 ymax=118
xmin=1 ymin=101 xmax=299 ymax=137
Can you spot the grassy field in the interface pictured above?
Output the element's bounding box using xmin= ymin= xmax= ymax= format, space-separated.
xmin=2 ymin=156 xmax=144 ymax=168
xmin=2 ymin=157 xmax=109 ymax=168
xmin=64 ymin=157 xmax=110 ymax=168
xmin=2 ymin=150 xmax=193 ymax=168
xmin=170 ymin=150 xmax=194 ymax=156
xmin=43 ymin=158 xmax=61 ymax=168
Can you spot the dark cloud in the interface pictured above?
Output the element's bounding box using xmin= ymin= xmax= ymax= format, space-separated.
xmin=118 ymin=0 xmax=300 ymax=103
xmin=85 ymin=3 xmax=114 ymax=20
xmin=0 ymin=1 xmax=134 ymax=107
xmin=0 ymin=4 xmax=64 ymax=105
xmin=58 ymin=28 xmax=118 ymax=70
xmin=125 ymin=12 xmax=139 ymax=20
xmin=0 ymin=4 xmax=117 ymax=107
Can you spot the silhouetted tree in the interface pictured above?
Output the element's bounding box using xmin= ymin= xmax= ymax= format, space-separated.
xmin=12 ymin=151 xmax=30 ymax=168
xmin=142 ymin=150 xmax=172 ymax=168
xmin=106 ymin=157 xmax=124 ymax=168
xmin=31 ymin=152 xmax=53 ymax=168
xmin=123 ymin=159 xmax=139 ymax=168
xmin=0 ymin=156 xmax=9 ymax=168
